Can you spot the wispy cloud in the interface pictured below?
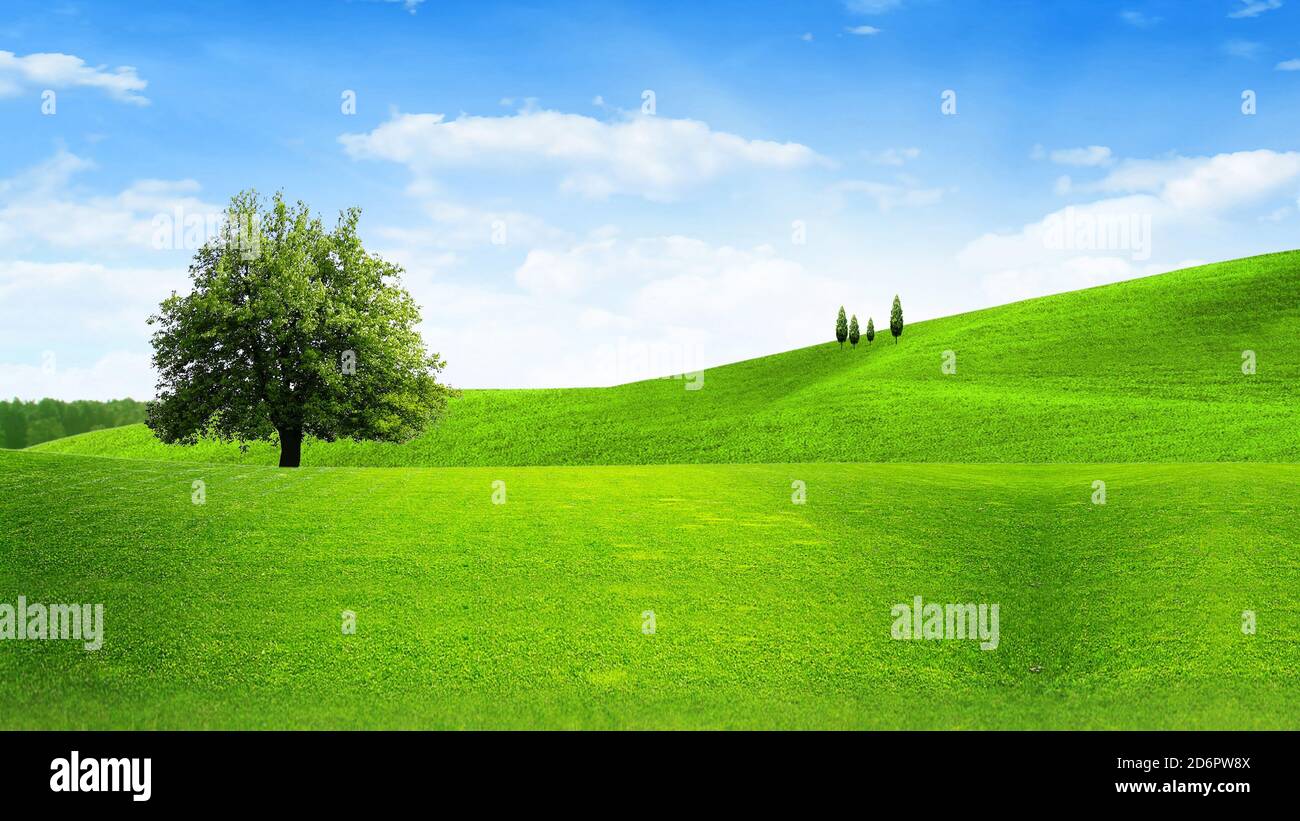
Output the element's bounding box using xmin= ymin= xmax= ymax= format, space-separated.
xmin=1227 ymin=0 xmax=1283 ymax=18
xmin=1119 ymin=10 xmax=1162 ymax=27
xmin=864 ymin=147 xmax=919 ymax=165
xmin=1033 ymin=145 xmax=1115 ymax=167
xmin=1276 ymin=57 xmax=1300 ymax=69
xmin=830 ymin=178 xmax=945 ymax=211
xmin=1222 ymin=38 xmax=1264 ymax=59
xmin=846 ymin=25 xmax=883 ymax=35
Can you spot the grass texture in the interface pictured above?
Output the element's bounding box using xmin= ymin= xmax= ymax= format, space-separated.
xmin=1 ymin=450 xmax=1296 ymax=729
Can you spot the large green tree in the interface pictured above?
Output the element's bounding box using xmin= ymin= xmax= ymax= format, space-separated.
xmin=848 ymin=314 xmax=860 ymax=348
xmin=147 ymin=191 xmax=452 ymax=467
xmin=835 ymin=306 xmax=848 ymax=349
xmin=890 ymin=295 xmax=904 ymax=344
xmin=865 ymin=317 xmax=875 ymax=344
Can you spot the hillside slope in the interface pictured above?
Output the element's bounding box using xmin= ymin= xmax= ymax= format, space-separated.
xmin=32 ymin=251 xmax=1300 ymax=466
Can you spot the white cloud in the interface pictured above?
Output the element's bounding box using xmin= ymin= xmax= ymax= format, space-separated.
xmin=1091 ymin=149 xmax=1300 ymax=211
xmin=846 ymin=25 xmax=883 ymax=35
xmin=1276 ymin=58 xmax=1300 ymax=70
xmin=380 ymin=196 xmax=569 ymax=252
xmin=865 ymin=147 xmax=919 ymax=165
xmin=0 ymin=150 xmax=222 ymax=254
xmin=341 ymin=109 xmax=824 ymax=202
xmin=0 ymin=260 xmax=188 ymax=400
xmin=515 ymin=236 xmax=620 ymax=296
xmin=831 ymin=178 xmax=945 ymax=211
xmin=0 ymin=50 xmax=148 ymax=105
xmin=1228 ymin=0 xmax=1282 ymax=18
xmin=0 ymin=351 xmax=155 ymax=402
xmin=957 ymin=149 xmax=1300 ymax=304
xmin=1046 ymin=145 xmax=1113 ymax=167
xmin=0 ymin=259 xmax=182 ymax=303
xmin=801 ymin=32 xmax=814 ymax=41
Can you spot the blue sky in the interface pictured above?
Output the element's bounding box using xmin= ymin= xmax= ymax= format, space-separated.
xmin=3 ymin=0 xmax=1300 ymax=398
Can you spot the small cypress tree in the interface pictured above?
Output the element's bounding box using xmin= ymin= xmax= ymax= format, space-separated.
xmin=835 ymin=306 xmax=848 ymax=349
xmin=848 ymin=314 xmax=860 ymax=348
xmin=890 ymin=295 xmax=904 ymax=344
xmin=866 ymin=317 xmax=875 ymax=344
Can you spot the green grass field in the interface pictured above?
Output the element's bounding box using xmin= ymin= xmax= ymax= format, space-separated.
xmin=4 ymin=252 xmax=1299 ymax=729
xmin=2 ymin=451 xmax=1297 ymax=729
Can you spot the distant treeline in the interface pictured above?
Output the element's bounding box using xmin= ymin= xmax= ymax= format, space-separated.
xmin=0 ymin=398 xmax=149 ymax=449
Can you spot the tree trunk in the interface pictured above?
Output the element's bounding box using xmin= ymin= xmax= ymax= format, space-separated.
xmin=278 ymin=427 xmax=302 ymax=468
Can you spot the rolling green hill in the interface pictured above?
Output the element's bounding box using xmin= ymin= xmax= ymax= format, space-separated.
xmin=2 ymin=449 xmax=1295 ymax=729
xmin=32 ymin=251 xmax=1300 ymax=467
xmin=7 ymin=251 xmax=1299 ymax=730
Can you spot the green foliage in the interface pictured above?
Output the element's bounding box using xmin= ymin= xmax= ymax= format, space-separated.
xmin=890 ymin=295 xmax=904 ymax=343
xmin=0 ymin=398 xmax=147 ymax=449
xmin=835 ymin=306 xmax=848 ymax=348
xmin=866 ymin=317 xmax=875 ymax=343
xmin=40 ymin=251 xmax=1300 ymax=466
xmin=848 ymin=314 xmax=860 ymax=348
xmin=147 ymin=191 xmax=452 ymax=466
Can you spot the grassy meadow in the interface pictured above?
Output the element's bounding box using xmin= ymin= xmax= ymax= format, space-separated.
xmin=1 ymin=450 xmax=1297 ymax=729
xmin=4 ymin=252 xmax=1299 ymax=728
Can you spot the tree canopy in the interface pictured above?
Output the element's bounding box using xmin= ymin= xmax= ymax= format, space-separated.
xmin=147 ymin=191 xmax=452 ymax=467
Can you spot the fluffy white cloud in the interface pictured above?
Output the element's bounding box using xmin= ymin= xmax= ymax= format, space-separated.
xmin=340 ymin=109 xmax=824 ymax=201
xmin=0 ymin=50 xmax=148 ymax=105
xmin=846 ymin=25 xmax=883 ymax=35
xmin=1089 ymin=149 xmax=1300 ymax=210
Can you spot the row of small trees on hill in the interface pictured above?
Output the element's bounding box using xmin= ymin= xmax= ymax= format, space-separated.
xmin=836 ymin=296 xmax=903 ymax=349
